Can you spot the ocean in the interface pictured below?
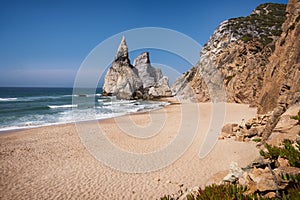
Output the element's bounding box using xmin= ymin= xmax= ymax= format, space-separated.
xmin=0 ymin=87 xmax=169 ymax=132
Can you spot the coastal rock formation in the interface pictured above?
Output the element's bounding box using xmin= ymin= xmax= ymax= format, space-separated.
xmin=219 ymin=112 xmax=271 ymax=142
xmin=171 ymin=3 xmax=286 ymax=103
xmin=133 ymin=52 xmax=162 ymax=88
xmin=258 ymin=0 xmax=300 ymax=142
xmin=102 ymin=37 xmax=143 ymax=99
xmin=103 ymin=38 xmax=172 ymax=99
xmin=133 ymin=52 xmax=172 ymax=98
xmin=266 ymin=104 xmax=300 ymax=146
xmin=172 ymin=1 xmax=299 ymax=143
xmin=148 ymin=76 xmax=172 ymax=97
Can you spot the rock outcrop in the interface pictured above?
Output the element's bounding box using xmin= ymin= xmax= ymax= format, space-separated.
xmin=102 ymin=37 xmax=143 ymax=99
xmin=266 ymin=104 xmax=300 ymax=146
xmin=148 ymin=76 xmax=172 ymax=97
xmin=258 ymin=0 xmax=300 ymax=142
xmin=162 ymin=1 xmax=300 ymax=199
xmin=219 ymin=104 xmax=299 ymax=143
xmin=219 ymin=112 xmax=272 ymax=142
xmin=102 ymin=37 xmax=172 ymax=99
xmin=133 ymin=52 xmax=162 ymax=88
xmin=172 ymin=2 xmax=299 ymax=143
xmin=171 ymin=3 xmax=287 ymax=104
xmin=133 ymin=52 xmax=172 ymax=98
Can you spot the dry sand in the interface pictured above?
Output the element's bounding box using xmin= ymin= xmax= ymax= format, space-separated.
xmin=0 ymin=102 xmax=259 ymax=199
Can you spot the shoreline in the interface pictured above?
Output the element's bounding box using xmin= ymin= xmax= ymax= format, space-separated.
xmin=0 ymin=97 xmax=176 ymax=135
xmin=0 ymin=101 xmax=259 ymax=199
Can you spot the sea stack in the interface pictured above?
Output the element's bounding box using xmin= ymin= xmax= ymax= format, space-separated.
xmin=133 ymin=52 xmax=172 ymax=98
xmin=133 ymin=52 xmax=162 ymax=88
xmin=102 ymin=36 xmax=143 ymax=99
xmin=102 ymin=37 xmax=172 ymax=99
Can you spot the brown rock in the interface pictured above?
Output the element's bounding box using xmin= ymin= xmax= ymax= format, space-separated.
xmin=235 ymin=134 xmax=244 ymax=142
xmin=245 ymin=167 xmax=288 ymax=192
xmin=275 ymin=166 xmax=300 ymax=176
xmin=256 ymin=126 xmax=265 ymax=137
xmin=232 ymin=124 xmax=239 ymax=133
xmin=221 ymin=124 xmax=233 ymax=137
xmin=218 ymin=135 xmax=225 ymax=140
xmin=258 ymin=0 xmax=300 ymax=114
xmin=242 ymin=127 xmax=258 ymax=137
xmin=206 ymin=170 xmax=229 ymax=186
xmin=171 ymin=4 xmax=287 ymax=103
xmin=263 ymin=192 xmax=276 ymax=199
xmin=267 ymin=104 xmax=300 ymax=146
xmin=259 ymin=0 xmax=300 ymax=142
xmin=277 ymin=157 xmax=290 ymax=167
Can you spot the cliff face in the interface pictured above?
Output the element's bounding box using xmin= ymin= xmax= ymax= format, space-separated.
xmin=258 ymin=0 xmax=300 ymax=142
xmin=258 ymin=0 xmax=300 ymax=114
xmin=171 ymin=3 xmax=286 ymax=104
xmin=171 ymin=1 xmax=299 ymax=143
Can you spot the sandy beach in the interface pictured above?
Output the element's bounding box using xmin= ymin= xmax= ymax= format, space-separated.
xmin=0 ymin=102 xmax=259 ymax=199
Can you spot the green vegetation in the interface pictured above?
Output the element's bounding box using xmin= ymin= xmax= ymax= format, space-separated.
xmin=296 ymin=15 xmax=300 ymax=23
xmin=290 ymin=110 xmax=300 ymax=125
xmin=161 ymin=184 xmax=270 ymax=200
xmin=252 ymin=138 xmax=261 ymax=142
xmin=161 ymin=137 xmax=300 ymax=200
xmin=260 ymin=139 xmax=300 ymax=167
xmin=240 ymin=35 xmax=252 ymax=43
xmin=281 ymin=173 xmax=300 ymax=199
xmin=227 ymin=3 xmax=286 ymax=45
xmin=195 ymin=184 xmax=263 ymax=200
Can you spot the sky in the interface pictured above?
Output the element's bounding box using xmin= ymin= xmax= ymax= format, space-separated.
xmin=0 ymin=0 xmax=288 ymax=87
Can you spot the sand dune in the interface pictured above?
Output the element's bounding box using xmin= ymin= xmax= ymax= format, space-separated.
xmin=0 ymin=102 xmax=258 ymax=199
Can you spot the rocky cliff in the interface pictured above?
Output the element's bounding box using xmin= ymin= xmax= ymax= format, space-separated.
xmin=172 ymin=1 xmax=299 ymax=143
xmin=258 ymin=0 xmax=300 ymax=142
xmin=171 ymin=3 xmax=287 ymax=104
xmin=102 ymin=37 xmax=171 ymax=99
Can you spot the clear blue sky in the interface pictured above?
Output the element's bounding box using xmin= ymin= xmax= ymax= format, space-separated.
xmin=0 ymin=0 xmax=287 ymax=87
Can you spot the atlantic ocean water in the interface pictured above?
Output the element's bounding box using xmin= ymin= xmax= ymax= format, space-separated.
xmin=0 ymin=87 xmax=169 ymax=132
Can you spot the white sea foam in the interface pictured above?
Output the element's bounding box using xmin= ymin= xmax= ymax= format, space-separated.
xmin=102 ymin=100 xmax=136 ymax=106
xmin=48 ymin=104 xmax=78 ymax=109
xmin=0 ymin=94 xmax=169 ymax=133
xmin=0 ymin=97 xmax=18 ymax=102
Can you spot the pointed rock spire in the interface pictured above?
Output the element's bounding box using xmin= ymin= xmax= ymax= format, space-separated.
xmin=133 ymin=52 xmax=150 ymax=66
xmin=115 ymin=36 xmax=128 ymax=61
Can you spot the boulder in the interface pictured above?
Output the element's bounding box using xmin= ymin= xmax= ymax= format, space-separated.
xmin=235 ymin=133 xmax=244 ymax=142
xmin=223 ymin=162 xmax=244 ymax=183
xmin=267 ymin=104 xmax=300 ymax=146
xmin=148 ymin=76 xmax=172 ymax=97
xmin=242 ymin=127 xmax=258 ymax=137
xmin=276 ymin=157 xmax=290 ymax=167
xmin=240 ymin=167 xmax=288 ymax=193
xmin=221 ymin=124 xmax=233 ymax=138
